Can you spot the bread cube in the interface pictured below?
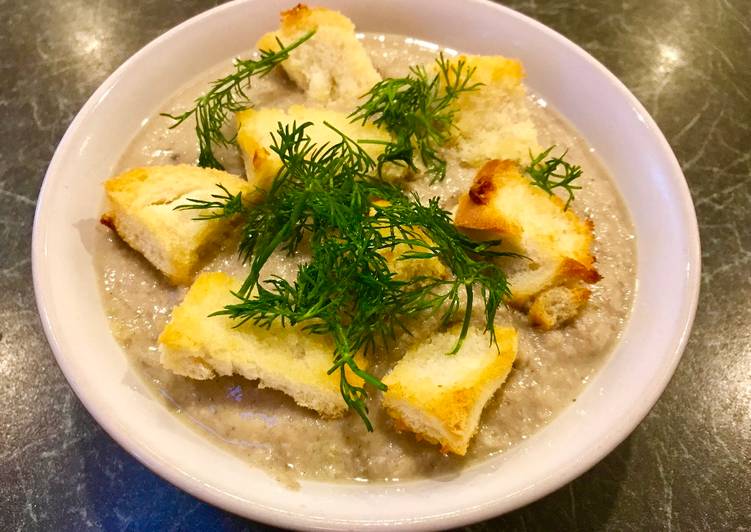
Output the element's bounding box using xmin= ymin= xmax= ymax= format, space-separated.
xmin=382 ymin=326 xmax=518 ymax=455
xmin=102 ymin=165 xmax=252 ymax=285
xmin=442 ymin=54 xmax=540 ymax=166
xmin=454 ymin=159 xmax=600 ymax=309
xmin=256 ymin=5 xmax=381 ymax=104
xmin=528 ymin=285 xmax=591 ymax=330
xmin=236 ymin=105 xmax=394 ymax=191
xmin=159 ymin=272 xmax=366 ymax=418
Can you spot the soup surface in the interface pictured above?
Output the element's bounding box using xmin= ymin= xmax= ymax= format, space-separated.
xmin=96 ymin=34 xmax=636 ymax=485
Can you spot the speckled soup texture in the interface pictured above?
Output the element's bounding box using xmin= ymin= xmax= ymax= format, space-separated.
xmin=95 ymin=34 xmax=634 ymax=484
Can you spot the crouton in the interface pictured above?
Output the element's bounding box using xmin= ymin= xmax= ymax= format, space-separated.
xmin=256 ymin=5 xmax=381 ymax=104
xmin=382 ymin=326 xmax=517 ymax=455
xmin=158 ymin=272 xmax=366 ymax=417
xmin=103 ymin=165 xmax=252 ymax=285
xmin=236 ymin=105 xmax=395 ymax=191
xmin=441 ymin=54 xmax=539 ymax=166
xmin=528 ymin=285 xmax=591 ymax=330
xmin=454 ymin=159 xmax=599 ymax=309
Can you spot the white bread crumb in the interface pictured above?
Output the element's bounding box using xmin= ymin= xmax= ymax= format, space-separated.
xmin=441 ymin=54 xmax=540 ymax=166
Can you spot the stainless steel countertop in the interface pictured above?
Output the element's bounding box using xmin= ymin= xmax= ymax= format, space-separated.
xmin=1 ymin=1 xmax=749 ymax=530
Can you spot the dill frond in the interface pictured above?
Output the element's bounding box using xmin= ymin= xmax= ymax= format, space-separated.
xmin=173 ymin=184 xmax=246 ymax=220
xmin=162 ymin=31 xmax=315 ymax=170
xmin=525 ymin=146 xmax=583 ymax=209
xmin=183 ymin=122 xmax=512 ymax=430
xmin=350 ymin=52 xmax=481 ymax=182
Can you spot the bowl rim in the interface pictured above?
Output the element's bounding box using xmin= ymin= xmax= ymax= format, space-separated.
xmin=32 ymin=0 xmax=701 ymax=529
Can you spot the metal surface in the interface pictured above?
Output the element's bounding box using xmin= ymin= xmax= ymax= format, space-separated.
xmin=1 ymin=0 xmax=749 ymax=530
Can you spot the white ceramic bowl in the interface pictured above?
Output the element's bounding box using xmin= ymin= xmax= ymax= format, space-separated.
xmin=32 ymin=0 xmax=700 ymax=529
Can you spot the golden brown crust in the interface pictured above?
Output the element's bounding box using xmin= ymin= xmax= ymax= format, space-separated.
xmin=159 ymin=272 xmax=367 ymax=417
xmin=103 ymin=165 xmax=252 ymax=285
xmin=529 ymin=285 xmax=591 ymax=330
xmin=280 ymin=3 xmax=309 ymax=25
xmin=467 ymin=160 xmax=514 ymax=205
xmin=278 ymin=4 xmax=354 ymax=32
xmin=455 ymin=159 xmax=599 ymax=318
xmin=559 ymin=257 xmax=602 ymax=284
xmin=455 ymin=161 xmax=523 ymax=237
xmin=381 ymin=327 xmax=518 ymax=455
xmin=99 ymin=213 xmax=115 ymax=230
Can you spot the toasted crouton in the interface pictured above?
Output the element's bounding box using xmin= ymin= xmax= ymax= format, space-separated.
xmin=103 ymin=165 xmax=252 ymax=285
xmin=256 ymin=5 xmax=380 ymax=104
xmin=382 ymin=326 xmax=517 ymax=455
xmin=158 ymin=272 xmax=366 ymax=417
xmin=441 ymin=55 xmax=539 ymax=166
xmin=529 ymin=285 xmax=591 ymax=330
xmin=454 ymin=159 xmax=599 ymax=309
xmin=236 ymin=105 xmax=395 ymax=191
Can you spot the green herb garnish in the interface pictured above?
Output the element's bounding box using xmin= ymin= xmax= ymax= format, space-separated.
xmin=525 ymin=146 xmax=583 ymax=209
xmin=350 ymin=53 xmax=481 ymax=182
xmin=174 ymin=184 xmax=246 ymax=220
xmin=162 ymin=31 xmax=315 ymax=170
xmin=178 ymin=121 xmax=512 ymax=430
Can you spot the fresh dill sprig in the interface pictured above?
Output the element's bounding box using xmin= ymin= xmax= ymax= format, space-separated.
xmin=161 ymin=31 xmax=315 ymax=170
xmin=350 ymin=53 xmax=481 ymax=182
xmin=525 ymin=146 xmax=583 ymax=209
xmin=368 ymin=195 xmax=511 ymax=354
xmin=173 ymin=184 xmax=246 ymax=220
xmin=183 ymin=121 xmax=512 ymax=430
